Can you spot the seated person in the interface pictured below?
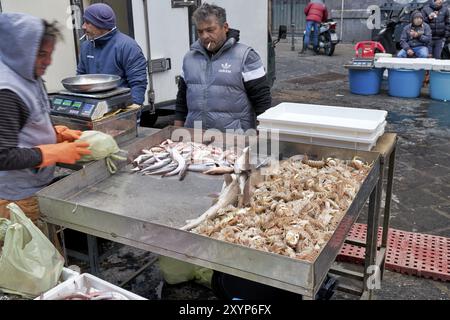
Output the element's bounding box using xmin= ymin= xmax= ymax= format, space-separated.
xmin=397 ymin=11 xmax=432 ymax=58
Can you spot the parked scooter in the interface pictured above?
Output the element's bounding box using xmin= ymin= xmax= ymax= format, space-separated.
xmin=301 ymin=19 xmax=339 ymax=56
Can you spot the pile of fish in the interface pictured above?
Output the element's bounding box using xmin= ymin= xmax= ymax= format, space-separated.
xmin=188 ymin=155 xmax=372 ymax=262
xmin=130 ymin=139 xmax=237 ymax=180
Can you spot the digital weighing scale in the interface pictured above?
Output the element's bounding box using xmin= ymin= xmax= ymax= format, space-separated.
xmin=50 ymin=87 xmax=133 ymax=121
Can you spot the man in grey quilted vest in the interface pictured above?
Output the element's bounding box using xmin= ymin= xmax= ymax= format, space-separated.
xmin=174 ymin=3 xmax=272 ymax=132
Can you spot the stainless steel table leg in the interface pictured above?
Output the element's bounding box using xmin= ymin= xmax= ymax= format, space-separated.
xmin=87 ymin=235 xmax=100 ymax=276
xmin=380 ymin=146 xmax=396 ymax=279
xmin=363 ymin=182 xmax=380 ymax=300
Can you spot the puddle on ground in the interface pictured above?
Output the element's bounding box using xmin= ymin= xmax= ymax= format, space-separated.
xmin=387 ymin=101 xmax=450 ymax=129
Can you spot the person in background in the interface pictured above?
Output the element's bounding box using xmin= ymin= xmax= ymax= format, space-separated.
xmin=77 ymin=3 xmax=148 ymax=125
xmin=397 ymin=11 xmax=432 ymax=58
xmin=0 ymin=13 xmax=91 ymax=230
xmin=301 ymin=0 xmax=329 ymax=54
xmin=174 ymin=3 xmax=272 ymax=132
xmin=421 ymin=0 xmax=450 ymax=59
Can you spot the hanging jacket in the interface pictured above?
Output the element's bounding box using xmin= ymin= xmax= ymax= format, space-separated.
xmin=0 ymin=13 xmax=57 ymax=200
xmin=77 ymin=29 xmax=148 ymax=105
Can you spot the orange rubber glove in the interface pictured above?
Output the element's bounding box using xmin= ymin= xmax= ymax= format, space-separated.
xmin=37 ymin=141 xmax=91 ymax=167
xmin=54 ymin=125 xmax=83 ymax=143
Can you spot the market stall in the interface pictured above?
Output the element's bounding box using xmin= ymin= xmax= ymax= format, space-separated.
xmin=37 ymin=126 xmax=387 ymax=299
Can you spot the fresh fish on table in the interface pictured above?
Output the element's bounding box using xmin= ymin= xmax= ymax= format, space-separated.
xmin=187 ymin=163 xmax=216 ymax=173
xmin=181 ymin=174 xmax=240 ymax=231
xmin=202 ymin=166 xmax=235 ymax=175
xmin=132 ymin=153 xmax=153 ymax=166
xmin=139 ymin=158 xmax=172 ymax=173
xmin=130 ymin=139 xmax=238 ymax=179
xmin=145 ymin=163 xmax=178 ymax=176
xmin=162 ymin=148 xmax=185 ymax=177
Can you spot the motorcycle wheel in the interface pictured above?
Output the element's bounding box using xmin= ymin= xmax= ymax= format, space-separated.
xmin=325 ymin=43 xmax=335 ymax=56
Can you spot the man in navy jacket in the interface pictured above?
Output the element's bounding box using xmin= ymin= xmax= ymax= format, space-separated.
xmin=77 ymin=3 xmax=148 ymax=123
xmin=398 ymin=11 xmax=432 ymax=58
xmin=421 ymin=0 xmax=450 ymax=59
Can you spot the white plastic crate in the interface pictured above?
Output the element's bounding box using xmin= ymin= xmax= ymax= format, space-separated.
xmin=258 ymin=122 xmax=385 ymax=151
xmin=60 ymin=267 xmax=80 ymax=282
xmin=257 ymin=103 xmax=387 ymax=140
xmin=35 ymin=273 xmax=147 ymax=300
xmin=374 ymin=57 xmax=435 ymax=70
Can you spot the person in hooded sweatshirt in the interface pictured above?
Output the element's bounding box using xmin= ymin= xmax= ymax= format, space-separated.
xmin=398 ymin=11 xmax=432 ymax=58
xmin=174 ymin=3 xmax=272 ymax=132
xmin=421 ymin=0 xmax=450 ymax=59
xmin=77 ymin=3 xmax=148 ymax=124
xmin=0 ymin=13 xmax=91 ymax=228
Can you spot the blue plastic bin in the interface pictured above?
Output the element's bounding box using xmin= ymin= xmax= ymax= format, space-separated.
xmin=388 ymin=69 xmax=425 ymax=98
xmin=348 ymin=68 xmax=384 ymax=95
xmin=430 ymin=70 xmax=450 ymax=101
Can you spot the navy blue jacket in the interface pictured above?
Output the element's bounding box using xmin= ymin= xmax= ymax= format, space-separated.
xmin=77 ymin=29 xmax=148 ymax=105
xmin=400 ymin=22 xmax=432 ymax=50
xmin=421 ymin=2 xmax=450 ymax=39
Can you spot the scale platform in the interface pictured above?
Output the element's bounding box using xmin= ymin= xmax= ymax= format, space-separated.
xmin=50 ymin=87 xmax=133 ymax=121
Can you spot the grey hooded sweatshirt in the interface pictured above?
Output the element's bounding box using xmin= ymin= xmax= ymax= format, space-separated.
xmin=0 ymin=13 xmax=57 ymax=200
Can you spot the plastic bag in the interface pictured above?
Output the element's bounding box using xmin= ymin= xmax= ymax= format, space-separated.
xmin=0 ymin=203 xmax=64 ymax=298
xmin=0 ymin=218 xmax=11 ymax=243
xmin=76 ymin=130 xmax=127 ymax=173
xmin=158 ymin=256 xmax=213 ymax=289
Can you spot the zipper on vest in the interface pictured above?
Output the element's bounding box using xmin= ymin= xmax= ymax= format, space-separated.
xmin=203 ymin=59 xmax=212 ymax=128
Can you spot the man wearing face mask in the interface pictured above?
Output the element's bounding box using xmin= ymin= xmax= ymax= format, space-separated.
xmin=174 ymin=3 xmax=272 ymax=132
xmin=421 ymin=0 xmax=450 ymax=59
xmin=397 ymin=11 xmax=432 ymax=58
xmin=77 ymin=3 xmax=148 ymax=124
xmin=0 ymin=13 xmax=91 ymax=228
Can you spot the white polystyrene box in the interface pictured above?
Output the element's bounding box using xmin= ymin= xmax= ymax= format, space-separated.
xmin=431 ymin=60 xmax=450 ymax=71
xmin=375 ymin=57 xmax=435 ymax=70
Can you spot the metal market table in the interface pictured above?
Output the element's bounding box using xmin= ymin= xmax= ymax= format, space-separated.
xmin=38 ymin=128 xmax=396 ymax=300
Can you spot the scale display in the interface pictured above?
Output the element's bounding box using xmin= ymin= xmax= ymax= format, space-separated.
xmin=51 ymin=96 xmax=101 ymax=120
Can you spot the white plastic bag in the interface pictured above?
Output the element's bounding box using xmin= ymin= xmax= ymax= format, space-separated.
xmin=0 ymin=203 xmax=64 ymax=298
xmin=158 ymin=256 xmax=213 ymax=288
xmin=76 ymin=130 xmax=127 ymax=173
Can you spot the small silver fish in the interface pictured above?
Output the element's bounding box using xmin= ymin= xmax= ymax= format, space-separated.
xmin=140 ymin=158 xmax=171 ymax=173
xmin=145 ymin=163 xmax=178 ymax=175
xmin=163 ymin=148 xmax=186 ymax=177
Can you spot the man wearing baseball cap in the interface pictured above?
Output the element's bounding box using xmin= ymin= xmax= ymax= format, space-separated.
xmin=77 ymin=3 xmax=148 ymax=124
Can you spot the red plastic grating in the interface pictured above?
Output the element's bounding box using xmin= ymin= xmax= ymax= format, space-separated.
xmin=337 ymin=223 xmax=450 ymax=282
